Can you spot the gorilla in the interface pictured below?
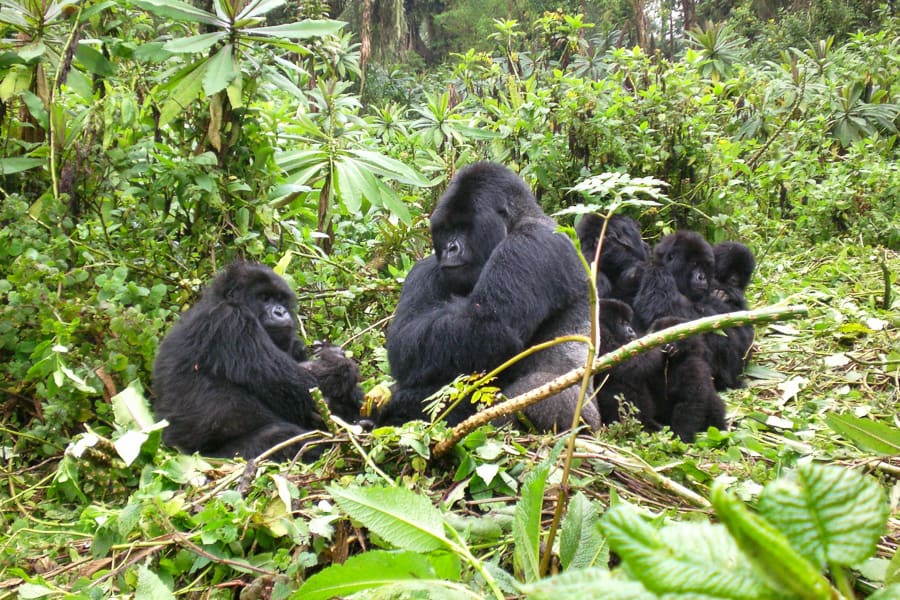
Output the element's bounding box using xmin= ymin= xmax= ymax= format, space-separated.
xmin=575 ymin=214 xmax=649 ymax=301
xmin=377 ymin=161 xmax=598 ymax=431
xmin=699 ymin=241 xmax=757 ymax=389
xmin=711 ymin=241 xmax=756 ymax=310
xmin=595 ymin=299 xmax=661 ymax=431
xmin=646 ymin=317 xmax=728 ymax=442
xmin=152 ymin=262 xmax=363 ymax=461
xmin=632 ymin=233 xmax=755 ymax=390
xmin=631 ymin=231 xmax=714 ymax=331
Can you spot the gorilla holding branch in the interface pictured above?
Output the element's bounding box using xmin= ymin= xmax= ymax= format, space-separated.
xmin=152 ymin=262 xmax=363 ymax=461
xmin=377 ymin=162 xmax=597 ymax=431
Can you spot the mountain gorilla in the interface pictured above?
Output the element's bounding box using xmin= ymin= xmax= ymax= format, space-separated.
xmin=377 ymin=162 xmax=597 ymax=431
xmin=699 ymin=241 xmax=757 ymax=389
xmin=575 ymin=214 xmax=649 ymax=301
xmin=595 ymin=299 xmax=661 ymax=430
xmin=647 ymin=317 xmax=728 ymax=442
xmin=632 ymin=233 xmax=755 ymax=390
xmin=152 ymin=262 xmax=363 ymax=461
xmin=631 ymin=231 xmax=715 ymax=331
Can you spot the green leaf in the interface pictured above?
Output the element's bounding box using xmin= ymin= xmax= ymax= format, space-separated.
xmin=333 ymin=158 xmax=368 ymax=214
xmin=348 ymin=149 xmax=430 ymax=186
xmin=559 ymin=492 xmax=608 ymax=570
xmin=235 ymin=0 xmax=284 ymax=20
xmin=244 ymin=19 xmax=344 ymax=39
xmin=825 ymin=413 xmax=900 ymax=455
xmin=295 ymin=550 xmax=459 ymax=600
xmin=202 ymin=44 xmax=237 ymax=97
xmin=328 ymin=485 xmax=450 ymax=553
xmin=111 ymin=381 xmax=155 ymax=430
xmin=158 ymin=59 xmax=208 ymax=126
xmin=512 ymin=462 xmax=550 ymax=583
xmin=868 ymin=585 xmax=900 ymax=600
xmin=711 ymin=483 xmax=832 ymax=599
xmin=133 ymin=0 xmax=223 ymax=26
xmin=0 ymin=64 xmax=32 ymax=101
xmin=163 ymin=31 xmax=225 ymax=53
xmin=0 ymin=157 xmax=44 ymax=175
xmin=74 ymin=43 xmax=115 ymax=76
xmin=602 ymin=503 xmax=784 ymax=598
xmin=521 ymin=568 xmax=654 ymax=600
xmin=757 ymin=463 xmax=889 ymax=569
xmin=135 ymin=565 xmax=175 ymax=599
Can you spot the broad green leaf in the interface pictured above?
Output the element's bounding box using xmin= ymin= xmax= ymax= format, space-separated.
xmin=111 ymin=381 xmax=155 ymax=430
xmin=602 ymin=503 xmax=785 ymax=598
xmin=711 ymin=483 xmax=832 ymax=599
xmin=16 ymin=583 xmax=55 ymax=599
xmin=825 ymin=413 xmax=900 ymax=455
xmin=202 ymin=44 xmax=237 ymax=97
xmin=0 ymin=64 xmax=32 ymax=101
xmin=74 ymin=43 xmax=115 ymax=76
xmin=135 ymin=565 xmax=175 ymax=599
xmin=334 ymin=158 xmax=368 ymax=213
xmin=521 ymin=568 xmax=654 ymax=600
xmin=158 ymin=59 xmax=208 ymax=126
xmin=163 ymin=31 xmax=225 ymax=53
xmin=559 ymin=492 xmax=608 ymax=570
xmin=0 ymin=157 xmax=43 ymax=175
xmin=244 ymin=19 xmax=344 ymax=39
xmin=133 ymin=0 xmax=223 ymax=26
xmin=328 ymin=485 xmax=450 ymax=553
xmin=295 ymin=550 xmax=460 ymax=600
xmin=348 ymin=149 xmax=430 ymax=186
xmin=17 ymin=40 xmax=46 ymax=61
xmin=513 ymin=462 xmax=550 ymax=583
xmin=888 ymin=547 xmax=900 ymax=585
xmin=375 ymin=179 xmax=412 ymax=225
xmin=236 ymin=0 xmax=284 ymax=20
xmin=757 ymin=463 xmax=889 ymax=568
xmin=869 ymin=585 xmax=900 ymax=600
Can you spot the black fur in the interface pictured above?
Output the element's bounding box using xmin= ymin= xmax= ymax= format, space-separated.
xmin=595 ymin=299 xmax=662 ymax=430
xmin=152 ymin=262 xmax=362 ymax=461
xmin=699 ymin=241 xmax=757 ymax=389
xmin=631 ymin=231 xmax=715 ymax=331
xmin=647 ymin=317 xmax=727 ymax=442
xmin=378 ymin=162 xmax=596 ymax=431
xmin=576 ymin=214 xmax=649 ymax=301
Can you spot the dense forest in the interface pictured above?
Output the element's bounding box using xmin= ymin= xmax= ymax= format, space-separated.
xmin=1 ymin=0 xmax=898 ymax=597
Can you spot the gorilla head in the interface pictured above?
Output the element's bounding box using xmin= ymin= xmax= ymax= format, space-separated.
xmin=211 ymin=262 xmax=304 ymax=356
xmin=576 ymin=214 xmax=649 ymax=280
xmin=653 ymin=231 xmax=714 ymax=302
xmin=431 ymin=162 xmax=547 ymax=295
xmin=713 ymin=241 xmax=756 ymax=293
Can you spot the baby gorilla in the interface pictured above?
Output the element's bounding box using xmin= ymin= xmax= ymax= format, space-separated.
xmin=152 ymin=262 xmax=362 ymax=461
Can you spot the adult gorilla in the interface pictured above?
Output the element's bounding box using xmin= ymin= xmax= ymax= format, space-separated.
xmin=152 ymin=262 xmax=363 ymax=461
xmin=377 ymin=162 xmax=597 ymax=431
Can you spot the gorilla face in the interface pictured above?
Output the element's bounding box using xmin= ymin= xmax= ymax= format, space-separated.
xmin=431 ymin=186 xmax=509 ymax=296
xmin=654 ymin=231 xmax=714 ymax=302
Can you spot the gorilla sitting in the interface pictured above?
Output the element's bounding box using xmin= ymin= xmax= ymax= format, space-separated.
xmin=152 ymin=262 xmax=363 ymax=461
xmin=377 ymin=162 xmax=597 ymax=431
xmin=595 ymin=299 xmax=661 ymax=431
xmin=698 ymin=241 xmax=757 ymax=389
xmin=647 ymin=317 xmax=728 ymax=442
xmin=631 ymin=231 xmax=715 ymax=331
xmin=575 ymin=214 xmax=649 ymax=301
xmin=632 ymin=232 xmax=755 ymax=390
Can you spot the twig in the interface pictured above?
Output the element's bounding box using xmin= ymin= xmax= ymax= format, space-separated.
xmin=432 ymin=304 xmax=809 ymax=457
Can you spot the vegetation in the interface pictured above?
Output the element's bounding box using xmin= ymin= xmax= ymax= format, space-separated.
xmin=1 ymin=0 xmax=898 ymax=597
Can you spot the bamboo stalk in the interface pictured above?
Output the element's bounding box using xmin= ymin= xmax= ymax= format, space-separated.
xmin=432 ymin=304 xmax=808 ymax=457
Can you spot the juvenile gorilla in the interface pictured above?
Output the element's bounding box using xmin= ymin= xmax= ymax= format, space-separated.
xmin=595 ymin=299 xmax=661 ymax=430
xmin=378 ymin=162 xmax=597 ymax=430
xmin=647 ymin=317 xmax=728 ymax=442
xmin=152 ymin=262 xmax=363 ymax=461
xmin=575 ymin=214 xmax=649 ymax=301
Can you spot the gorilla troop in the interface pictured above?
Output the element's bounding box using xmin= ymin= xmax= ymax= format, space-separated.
xmin=152 ymin=262 xmax=363 ymax=461
xmin=377 ymin=162 xmax=597 ymax=431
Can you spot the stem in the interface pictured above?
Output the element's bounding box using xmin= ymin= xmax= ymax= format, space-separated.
xmin=432 ymin=304 xmax=809 ymax=457
xmin=48 ymin=2 xmax=85 ymax=201
xmin=446 ymin=526 xmax=506 ymax=600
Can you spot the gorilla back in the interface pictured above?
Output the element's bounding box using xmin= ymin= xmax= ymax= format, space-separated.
xmin=379 ymin=162 xmax=596 ymax=431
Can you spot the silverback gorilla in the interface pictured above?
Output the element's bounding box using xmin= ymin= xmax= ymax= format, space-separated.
xmin=152 ymin=262 xmax=363 ymax=461
xmin=377 ymin=162 xmax=598 ymax=430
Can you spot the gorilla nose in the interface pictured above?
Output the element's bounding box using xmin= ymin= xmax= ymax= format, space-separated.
xmin=271 ymin=305 xmax=289 ymax=319
xmin=446 ymin=240 xmax=461 ymax=256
